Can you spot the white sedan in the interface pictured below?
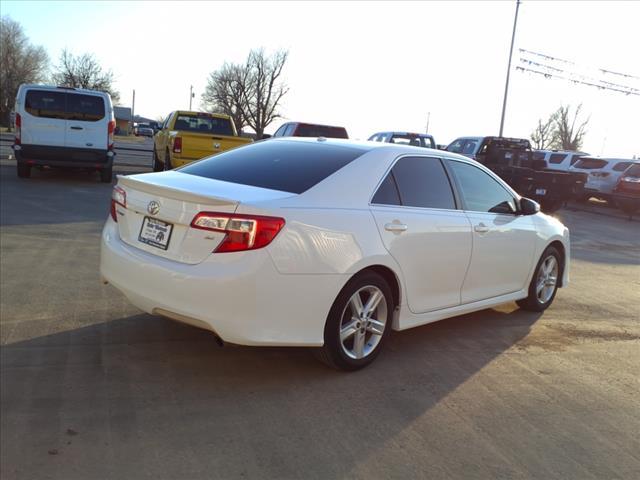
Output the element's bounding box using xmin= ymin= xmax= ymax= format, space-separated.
xmin=100 ymin=138 xmax=570 ymax=370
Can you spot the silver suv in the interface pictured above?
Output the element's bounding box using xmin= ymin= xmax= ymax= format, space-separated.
xmin=570 ymin=157 xmax=640 ymax=201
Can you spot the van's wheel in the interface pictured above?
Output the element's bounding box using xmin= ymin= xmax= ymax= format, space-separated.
xmin=315 ymin=271 xmax=393 ymax=371
xmin=164 ymin=150 xmax=171 ymax=170
xmin=100 ymin=166 xmax=113 ymax=183
xmin=17 ymin=162 xmax=31 ymax=178
xmin=153 ymin=149 xmax=163 ymax=172
xmin=517 ymin=246 xmax=562 ymax=312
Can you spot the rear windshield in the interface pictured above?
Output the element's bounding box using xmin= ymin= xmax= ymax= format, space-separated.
xmin=294 ymin=124 xmax=348 ymax=139
xmin=25 ymin=90 xmax=66 ymax=120
xmin=389 ymin=134 xmax=435 ymax=148
xmin=613 ymin=161 xmax=634 ymax=172
xmin=179 ymin=141 xmax=368 ymax=194
xmin=24 ymin=90 xmax=105 ymax=121
xmin=573 ymin=158 xmax=608 ymax=169
xmin=173 ymin=114 xmax=234 ymax=135
xmin=66 ymin=93 xmax=105 ymax=121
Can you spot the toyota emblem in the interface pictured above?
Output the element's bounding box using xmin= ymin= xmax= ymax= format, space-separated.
xmin=147 ymin=201 xmax=160 ymax=215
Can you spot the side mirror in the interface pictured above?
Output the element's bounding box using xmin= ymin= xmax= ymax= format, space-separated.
xmin=261 ymin=134 xmax=272 ymax=140
xmin=520 ymin=197 xmax=541 ymax=215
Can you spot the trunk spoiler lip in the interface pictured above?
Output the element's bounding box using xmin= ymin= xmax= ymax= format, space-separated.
xmin=116 ymin=174 xmax=239 ymax=207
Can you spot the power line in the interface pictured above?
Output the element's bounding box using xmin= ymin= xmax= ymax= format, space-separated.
xmin=516 ymin=66 xmax=640 ymax=96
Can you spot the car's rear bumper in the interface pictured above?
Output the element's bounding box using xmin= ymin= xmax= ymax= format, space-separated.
xmin=100 ymin=219 xmax=343 ymax=346
xmin=15 ymin=144 xmax=114 ymax=168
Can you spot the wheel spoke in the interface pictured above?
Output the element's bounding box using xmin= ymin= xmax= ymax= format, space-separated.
xmin=367 ymin=319 xmax=385 ymax=336
xmin=349 ymin=292 xmax=364 ymax=317
xmin=340 ymin=320 xmax=358 ymax=342
xmin=363 ymin=290 xmax=383 ymax=317
xmin=353 ymin=330 xmax=366 ymax=359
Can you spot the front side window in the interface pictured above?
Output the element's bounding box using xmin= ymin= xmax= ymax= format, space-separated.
xmin=448 ymin=160 xmax=517 ymax=214
xmin=447 ymin=138 xmax=465 ymax=153
xmin=462 ymin=139 xmax=480 ymax=155
xmin=549 ymin=153 xmax=568 ymax=164
xmin=372 ymin=156 xmax=456 ymax=210
xmin=613 ymin=161 xmax=633 ymax=172
xmin=25 ymin=90 xmax=66 ymax=119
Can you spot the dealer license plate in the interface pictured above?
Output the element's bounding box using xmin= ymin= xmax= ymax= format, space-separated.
xmin=536 ymin=188 xmax=547 ymax=195
xmin=139 ymin=216 xmax=173 ymax=250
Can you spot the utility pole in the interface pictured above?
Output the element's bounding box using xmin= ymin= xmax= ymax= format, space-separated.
xmin=189 ymin=85 xmax=194 ymax=110
xmin=426 ymin=112 xmax=431 ymax=134
xmin=131 ymin=89 xmax=135 ymax=135
xmin=498 ymin=0 xmax=521 ymax=137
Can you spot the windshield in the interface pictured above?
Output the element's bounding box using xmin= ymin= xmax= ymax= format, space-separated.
xmin=389 ymin=134 xmax=435 ymax=148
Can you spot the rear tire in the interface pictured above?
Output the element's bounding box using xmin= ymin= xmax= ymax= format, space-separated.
xmin=17 ymin=162 xmax=31 ymax=178
xmin=315 ymin=271 xmax=393 ymax=371
xmin=100 ymin=166 xmax=112 ymax=183
xmin=517 ymin=246 xmax=562 ymax=312
xmin=153 ymin=149 xmax=163 ymax=172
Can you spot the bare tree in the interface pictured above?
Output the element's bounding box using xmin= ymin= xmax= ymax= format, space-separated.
xmin=530 ymin=114 xmax=557 ymax=150
xmin=203 ymin=48 xmax=289 ymax=138
xmin=552 ymin=104 xmax=589 ymax=151
xmin=201 ymin=62 xmax=249 ymax=133
xmin=52 ymin=49 xmax=120 ymax=104
xmin=0 ymin=16 xmax=49 ymax=127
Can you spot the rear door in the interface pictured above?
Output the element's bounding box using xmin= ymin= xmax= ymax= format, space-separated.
xmin=22 ymin=89 xmax=67 ymax=147
xmin=65 ymin=92 xmax=108 ymax=150
xmin=370 ymin=155 xmax=472 ymax=313
xmin=446 ymin=159 xmax=537 ymax=303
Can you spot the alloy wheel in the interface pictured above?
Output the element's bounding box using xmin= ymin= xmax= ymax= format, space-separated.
xmin=339 ymin=285 xmax=388 ymax=360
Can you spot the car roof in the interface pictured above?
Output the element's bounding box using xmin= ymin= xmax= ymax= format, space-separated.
xmin=374 ymin=131 xmax=434 ymax=137
xmin=19 ymin=84 xmax=111 ymax=97
xmin=284 ymin=121 xmax=347 ymax=129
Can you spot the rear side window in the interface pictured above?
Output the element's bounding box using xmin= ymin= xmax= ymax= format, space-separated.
xmin=549 ymin=153 xmax=567 ymax=164
xmin=294 ymin=124 xmax=348 ymax=139
xmin=624 ymin=164 xmax=640 ymax=177
xmin=573 ymin=158 xmax=608 ymax=169
xmin=613 ymin=162 xmax=633 ymax=172
xmin=173 ymin=114 xmax=234 ymax=135
xmin=371 ymin=173 xmax=401 ymax=205
xmin=372 ymin=156 xmax=456 ymax=210
xmin=179 ymin=141 xmax=368 ymax=194
xmin=25 ymin=90 xmax=66 ymax=120
xmin=66 ymin=94 xmax=105 ymax=121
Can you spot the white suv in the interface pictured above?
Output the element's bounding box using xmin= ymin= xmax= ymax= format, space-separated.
xmin=533 ymin=150 xmax=588 ymax=172
xmin=13 ymin=84 xmax=116 ymax=182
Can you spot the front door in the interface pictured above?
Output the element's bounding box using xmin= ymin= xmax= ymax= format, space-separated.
xmin=446 ymin=159 xmax=537 ymax=303
xmin=370 ymin=156 xmax=472 ymax=313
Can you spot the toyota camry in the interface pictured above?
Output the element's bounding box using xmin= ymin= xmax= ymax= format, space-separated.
xmin=100 ymin=138 xmax=570 ymax=370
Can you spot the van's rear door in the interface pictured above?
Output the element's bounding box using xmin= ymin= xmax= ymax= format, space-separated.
xmin=65 ymin=92 xmax=108 ymax=150
xmin=21 ymin=89 xmax=67 ymax=147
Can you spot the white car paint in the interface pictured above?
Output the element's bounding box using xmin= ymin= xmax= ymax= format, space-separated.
xmin=100 ymin=138 xmax=570 ymax=347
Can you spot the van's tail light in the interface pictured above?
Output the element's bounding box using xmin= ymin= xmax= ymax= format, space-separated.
xmin=14 ymin=113 xmax=21 ymax=145
xmin=173 ymin=137 xmax=182 ymax=153
xmin=622 ymin=176 xmax=640 ymax=183
xmin=191 ymin=212 xmax=285 ymax=253
xmin=110 ymin=186 xmax=126 ymax=222
xmin=108 ymin=120 xmax=116 ymax=150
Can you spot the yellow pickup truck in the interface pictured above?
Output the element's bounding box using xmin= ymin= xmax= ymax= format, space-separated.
xmin=153 ymin=111 xmax=252 ymax=171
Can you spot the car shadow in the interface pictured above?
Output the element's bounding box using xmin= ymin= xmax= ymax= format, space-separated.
xmin=1 ymin=307 xmax=542 ymax=479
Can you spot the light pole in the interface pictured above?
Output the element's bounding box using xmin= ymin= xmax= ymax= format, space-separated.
xmin=189 ymin=85 xmax=194 ymax=110
xmin=426 ymin=112 xmax=431 ymax=134
xmin=498 ymin=0 xmax=521 ymax=137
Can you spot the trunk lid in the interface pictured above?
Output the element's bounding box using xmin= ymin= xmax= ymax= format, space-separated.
xmin=115 ymin=171 xmax=293 ymax=264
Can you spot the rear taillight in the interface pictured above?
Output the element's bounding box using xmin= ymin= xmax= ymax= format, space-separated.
xmin=191 ymin=212 xmax=285 ymax=253
xmin=14 ymin=113 xmax=21 ymax=145
xmin=173 ymin=137 xmax=182 ymax=153
xmin=622 ymin=176 xmax=640 ymax=183
xmin=110 ymin=186 xmax=126 ymax=222
xmin=108 ymin=120 xmax=115 ymax=150
xmin=590 ymin=172 xmax=610 ymax=178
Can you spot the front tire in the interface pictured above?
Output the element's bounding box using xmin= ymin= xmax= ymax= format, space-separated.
xmin=153 ymin=148 xmax=163 ymax=172
xmin=316 ymin=271 xmax=393 ymax=371
xmin=17 ymin=162 xmax=31 ymax=178
xmin=517 ymin=246 xmax=562 ymax=312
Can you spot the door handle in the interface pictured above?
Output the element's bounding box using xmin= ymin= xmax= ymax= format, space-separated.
xmin=384 ymin=223 xmax=408 ymax=232
xmin=70 ymin=126 xmax=83 ymax=130
xmin=474 ymin=223 xmax=490 ymax=233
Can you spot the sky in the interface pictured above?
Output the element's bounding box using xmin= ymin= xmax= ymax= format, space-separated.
xmin=3 ymin=0 xmax=639 ymax=157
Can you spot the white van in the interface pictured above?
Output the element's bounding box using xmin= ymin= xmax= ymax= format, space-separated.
xmin=13 ymin=84 xmax=116 ymax=182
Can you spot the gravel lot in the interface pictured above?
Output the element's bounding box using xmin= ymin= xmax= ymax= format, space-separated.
xmin=1 ymin=164 xmax=639 ymax=480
